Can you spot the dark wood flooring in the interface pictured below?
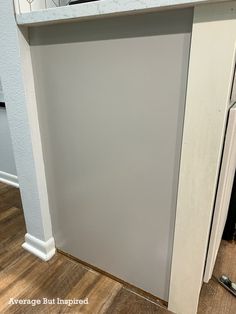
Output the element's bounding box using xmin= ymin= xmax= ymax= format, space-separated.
xmin=0 ymin=182 xmax=170 ymax=314
xmin=198 ymin=240 xmax=236 ymax=313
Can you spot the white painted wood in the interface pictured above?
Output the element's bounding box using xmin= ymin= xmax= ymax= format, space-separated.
xmin=31 ymin=0 xmax=46 ymax=13
xmin=204 ymin=103 xmax=236 ymax=282
xmin=22 ymin=233 xmax=56 ymax=261
xmin=168 ymin=2 xmax=236 ymax=314
xmin=0 ymin=1 xmax=55 ymax=257
xmin=0 ymin=171 xmax=19 ymax=188
xmin=17 ymin=27 xmax=55 ymax=243
xmin=14 ymin=0 xmax=58 ymax=14
xmin=15 ymin=0 xmax=226 ymax=26
xmin=14 ymin=0 xmax=30 ymax=14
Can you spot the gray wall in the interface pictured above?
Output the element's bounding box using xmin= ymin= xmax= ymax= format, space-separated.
xmin=0 ymin=79 xmax=17 ymax=177
xmin=30 ymin=8 xmax=193 ymax=301
xmin=0 ymin=109 xmax=17 ymax=176
xmin=0 ymin=79 xmax=4 ymax=102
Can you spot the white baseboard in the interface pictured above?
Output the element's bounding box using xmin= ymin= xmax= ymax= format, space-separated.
xmin=0 ymin=171 xmax=19 ymax=187
xmin=22 ymin=233 xmax=56 ymax=261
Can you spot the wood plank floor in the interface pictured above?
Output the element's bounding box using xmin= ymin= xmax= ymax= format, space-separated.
xmin=198 ymin=240 xmax=236 ymax=313
xmin=0 ymin=182 xmax=170 ymax=314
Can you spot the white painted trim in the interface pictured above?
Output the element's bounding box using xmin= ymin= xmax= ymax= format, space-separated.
xmin=22 ymin=233 xmax=56 ymax=262
xmin=204 ymin=103 xmax=236 ymax=282
xmin=169 ymin=2 xmax=236 ymax=314
xmin=18 ymin=27 xmax=54 ymax=242
xmin=15 ymin=0 xmax=228 ymax=26
xmin=0 ymin=0 xmax=55 ymax=259
xmin=0 ymin=171 xmax=19 ymax=188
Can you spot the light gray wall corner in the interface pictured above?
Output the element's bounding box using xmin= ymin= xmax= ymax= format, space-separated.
xmin=0 ymin=0 xmax=55 ymax=261
xmin=0 ymin=108 xmax=17 ymax=177
xmin=0 ymin=79 xmax=4 ymax=102
xmin=0 ymin=77 xmax=18 ymax=184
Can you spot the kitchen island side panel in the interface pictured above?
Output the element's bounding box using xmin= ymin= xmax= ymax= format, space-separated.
xmin=30 ymin=9 xmax=193 ymax=300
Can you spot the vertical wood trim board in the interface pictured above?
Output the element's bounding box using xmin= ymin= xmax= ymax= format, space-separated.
xmin=169 ymin=2 xmax=236 ymax=314
xmin=18 ymin=27 xmax=54 ymax=242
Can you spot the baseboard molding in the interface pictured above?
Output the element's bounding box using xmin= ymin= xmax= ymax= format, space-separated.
xmin=0 ymin=171 xmax=19 ymax=187
xmin=22 ymin=233 xmax=56 ymax=261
